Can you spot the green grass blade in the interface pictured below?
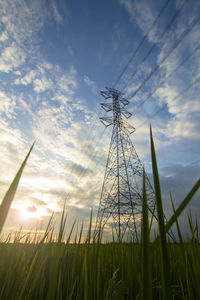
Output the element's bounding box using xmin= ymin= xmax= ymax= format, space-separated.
xmin=86 ymin=208 xmax=93 ymax=244
xmin=18 ymin=229 xmax=50 ymax=300
xmin=170 ymin=194 xmax=182 ymax=243
xmin=68 ymin=277 xmax=77 ymax=300
xmin=149 ymin=202 xmax=156 ymax=232
xmin=141 ymin=168 xmax=152 ymax=300
xmin=150 ymin=125 xmax=171 ymax=300
xmin=170 ymin=194 xmax=183 ymax=245
xmin=0 ymin=142 xmax=35 ymax=234
xmin=78 ymin=222 xmax=84 ymax=244
xmin=58 ymin=202 xmax=67 ymax=243
xmin=196 ymin=217 xmax=199 ymax=243
xmin=164 ymin=179 xmax=200 ymax=234
xmin=170 ymin=193 xmax=185 ymax=263
xmin=89 ymin=208 xmax=93 ymax=243
xmin=187 ymin=210 xmax=197 ymax=242
xmin=66 ymin=218 xmax=76 ymax=244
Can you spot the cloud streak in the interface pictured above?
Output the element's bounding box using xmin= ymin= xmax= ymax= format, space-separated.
xmin=0 ymin=0 xmax=199 ymax=238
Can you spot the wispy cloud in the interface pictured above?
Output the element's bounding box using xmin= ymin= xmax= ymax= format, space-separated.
xmin=119 ymin=0 xmax=200 ymax=147
xmin=0 ymin=0 xmax=47 ymax=44
xmin=0 ymin=0 xmax=199 ymax=237
xmin=0 ymin=91 xmax=16 ymax=119
xmin=84 ymin=75 xmax=97 ymax=94
xmin=0 ymin=0 xmax=97 ymax=231
xmin=0 ymin=43 xmax=26 ymax=73
xmin=15 ymin=70 xmax=37 ymax=86
xmin=15 ymin=64 xmax=77 ymax=97
xmin=119 ymin=0 xmax=161 ymax=44
xmin=51 ymin=0 xmax=63 ymax=24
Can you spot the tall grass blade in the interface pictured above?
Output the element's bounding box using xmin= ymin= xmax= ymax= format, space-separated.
xmin=170 ymin=194 xmax=185 ymax=263
xmin=149 ymin=202 xmax=156 ymax=232
xmin=46 ymin=207 xmax=66 ymax=300
xmin=187 ymin=210 xmax=197 ymax=242
xmin=164 ymin=179 xmax=200 ymax=234
xmin=141 ymin=168 xmax=152 ymax=300
xmin=170 ymin=194 xmax=183 ymax=244
xmin=86 ymin=208 xmax=92 ymax=244
xmin=66 ymin=218 xmax=76 ymax=244
xmin=150 ymin=125 xmax=171 ymax=300
xmin=196 ymin=217 xmax=199 ymax=243
xmin=68 ymin=278 xmax=77 ymax=300
xmin=18 ymin=229 xmax=50 ymax=300
xmin=0 ymin=142 xmax=35 ymax=234
xmin=78 ymin=221 xmax=84 ymax=244
xmin=58 ymin=202 xmax=67 ymax=243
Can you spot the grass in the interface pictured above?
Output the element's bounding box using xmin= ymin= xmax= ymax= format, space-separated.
xmin=0 ymin=142 xmax=35 ymax=234
xmin=0 ymin=128 xmax=199 ymax=299
xmin=150 ymin=125 xmax=171 ymax=300
xmin=141 ymin=168 xmax=152 ymax=300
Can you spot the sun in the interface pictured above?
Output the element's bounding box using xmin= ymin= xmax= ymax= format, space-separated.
xmin=20 ymin=204 xmax=48 ymax=220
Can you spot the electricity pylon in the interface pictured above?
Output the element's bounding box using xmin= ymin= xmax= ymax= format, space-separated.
xmin=95 ymin=87 xmax=155 ymax=242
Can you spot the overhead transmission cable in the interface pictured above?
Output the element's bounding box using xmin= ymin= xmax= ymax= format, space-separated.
xmin=122 ymin=0 xmax=188 ymax=92
xmin=136 ymin=74 xmax=200 ymax=129
xmin=132 ymin=43 xmax=200 ymax=114
xmin=112 ymin=0 xmax=171 ymax=88
xmin=128 ymin=13 xmax=200 ymax=101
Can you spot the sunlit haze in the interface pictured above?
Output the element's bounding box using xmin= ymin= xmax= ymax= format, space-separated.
xmin=0 ymin=0 xmax=200 ymax=238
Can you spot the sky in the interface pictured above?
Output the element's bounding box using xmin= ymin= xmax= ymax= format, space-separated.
xmin=0 ymin=0 xmax=200 ymax=240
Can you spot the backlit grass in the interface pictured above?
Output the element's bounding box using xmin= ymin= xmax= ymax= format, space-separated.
xmin=0 ymin=128 xmax=199 ymax=299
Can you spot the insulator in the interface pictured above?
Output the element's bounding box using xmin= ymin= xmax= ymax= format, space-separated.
xmin=121 ymin=109 xmax=132 ymax=119
xmin=120 ymin=98 xmax=129 ymax=106
xmin=99 ymin=117 xmax=113 ymax=127
xmin=100 ymin=90 xmax=111 ymax=99
xmin=101 ymin=103 xmax=113 ymax=112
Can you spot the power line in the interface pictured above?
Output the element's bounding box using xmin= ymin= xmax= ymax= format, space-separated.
xmin=112 ymin=0 xmax=171 ymax=88
xmin=136 ymin=73 xmax=200 ymax=129
xmin=132 ymin=43 xmax=200 ymax=114
xmin=128 ymin=13 xmax=200 ymax=101
xmin=122 ymin=0 xmax=188 ymax=91
xmin=59 ymin=35 xmax=200 ymax=209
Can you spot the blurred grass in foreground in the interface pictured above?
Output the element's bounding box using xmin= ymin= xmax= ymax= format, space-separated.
xmin=0 ymin=129 xmax=199 ymax=299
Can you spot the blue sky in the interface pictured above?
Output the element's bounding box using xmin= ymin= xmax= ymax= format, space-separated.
xmin=0 ymin=0 xmax=200 ymax=239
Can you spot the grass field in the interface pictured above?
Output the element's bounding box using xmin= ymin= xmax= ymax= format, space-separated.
xmin=0 ymin=127 xmax=199 ymax=299
xmin=0 ymin=241 xmax=199 ymax=300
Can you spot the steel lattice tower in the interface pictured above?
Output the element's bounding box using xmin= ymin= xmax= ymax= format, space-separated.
xmin=95 ymin=87 xmax=155 ymax=242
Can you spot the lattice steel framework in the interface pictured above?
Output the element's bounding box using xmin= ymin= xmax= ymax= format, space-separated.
xmin=95 ymin=87 xmax=155 ymax=242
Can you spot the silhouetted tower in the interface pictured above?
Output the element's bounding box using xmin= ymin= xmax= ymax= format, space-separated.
xmin=95 ymin=87 xmax=155 ymax=242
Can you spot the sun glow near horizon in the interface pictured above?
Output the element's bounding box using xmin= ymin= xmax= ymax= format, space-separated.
xmin=19 ymin=205 xmax=49 ymax=221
